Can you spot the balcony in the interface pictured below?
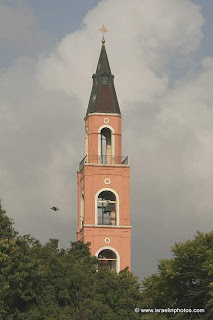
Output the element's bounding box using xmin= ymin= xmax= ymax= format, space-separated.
xmin=79 ymin=155 xmax=128 ymax=171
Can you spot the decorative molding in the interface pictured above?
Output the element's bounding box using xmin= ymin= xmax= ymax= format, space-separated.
xmin=104 ymin=178 xmax=111 ymax=185
xmin=83 ymin=163 xmax=130 ymax=167
xmin=98 ymin=124 xmax=115 ymax=134
xmin=83 ymin=224 xmax=132 ymax=228
xmin=86 ymin=113 xmax=122 ymax=117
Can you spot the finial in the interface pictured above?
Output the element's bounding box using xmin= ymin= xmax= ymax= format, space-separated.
xmin=99 ymin=24 xmax=108 ymax=45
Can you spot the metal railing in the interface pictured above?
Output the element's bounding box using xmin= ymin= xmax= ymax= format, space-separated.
xmin=79 ymin=156 xmax=87 ymax=172
xmin=98 ymin=217 xmax=116 ymax=226
xmin=79 ymin=155 xmax=128 ymax=171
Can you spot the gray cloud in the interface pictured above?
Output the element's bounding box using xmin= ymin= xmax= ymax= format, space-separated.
xmin=0 ymin=0 xmax=53 ymax=58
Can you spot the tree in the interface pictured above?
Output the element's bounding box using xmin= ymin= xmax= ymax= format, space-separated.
xmin=2 ymin=203 xmax=212 ymax=320
xmin=0 ymin=204 xmax=40 ymax=319
xmin=141 ymin=231 xmax=213 ymax=319
xmin=0 ymin=205 xmax=142 ymax=320
xmin=0 ymin=202 xmax=17 ymax=240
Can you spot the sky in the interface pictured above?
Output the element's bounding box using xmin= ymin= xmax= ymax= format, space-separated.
xmin=0 ymin=0 xmax=213 ymax=280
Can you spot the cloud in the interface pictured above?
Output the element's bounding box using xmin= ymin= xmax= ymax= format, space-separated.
xmin=0 ymin=0 xmax=52 ymax=53
xmin=38 ymin=0 xmax=203 ymax=105
xmin=0 ymin=55 xmax=81 ymax=242
xmin=0 ymin=0 xmax=212 ymax=279
xmin=126 ymin=56 xmax=213 ymax=275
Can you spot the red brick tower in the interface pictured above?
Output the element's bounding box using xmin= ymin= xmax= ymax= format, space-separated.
xmin=77 ymin=38 xmax=131 ymax=272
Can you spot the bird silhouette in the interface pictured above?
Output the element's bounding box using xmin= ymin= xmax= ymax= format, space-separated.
xmin=51 ymin=207 xmax=59 ymax=211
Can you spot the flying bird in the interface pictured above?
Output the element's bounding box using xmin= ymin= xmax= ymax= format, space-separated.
xmin=51 ymin=207 xmax=59 ymax=212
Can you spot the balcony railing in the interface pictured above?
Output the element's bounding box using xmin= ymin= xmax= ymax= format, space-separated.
xmin=79 ymin=155 xmax=128 ymax=171
xmin=98 ymin=216 xmax=116 ymax=225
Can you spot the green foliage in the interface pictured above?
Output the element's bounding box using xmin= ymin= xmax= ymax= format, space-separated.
xmin=1 ymin=204 xmax=212 ymax=320
xmin=0 ymin=206 xmax=141 ymax=320
xmin=141 ymin=231 xmax=213 ymax=319
xmin=0 ymin=205 xmax=17 ymax=240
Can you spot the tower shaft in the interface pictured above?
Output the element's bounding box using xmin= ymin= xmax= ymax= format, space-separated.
xmin=77 ymin=43 xmax=131 ymax=272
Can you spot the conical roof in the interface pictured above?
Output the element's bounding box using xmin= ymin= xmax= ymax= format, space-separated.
xmin=86 ymin=44 xmax=121 ymax=116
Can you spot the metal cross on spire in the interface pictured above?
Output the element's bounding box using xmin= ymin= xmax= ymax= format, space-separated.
xmin=99 ymin=24 xmax=108 ymax=44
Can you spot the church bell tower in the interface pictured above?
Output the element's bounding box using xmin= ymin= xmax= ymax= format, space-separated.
xmin=77 ymin=33 xmax=131 ymax=272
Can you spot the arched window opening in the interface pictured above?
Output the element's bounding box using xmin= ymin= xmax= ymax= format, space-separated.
xmin=80 ymin=193 xmax=85 ymax=228
xmin=100 ymin=127 xmax=112 ymax=164
xmin=97 ymin=191 xmax=116 ymax=225
xmin=102 ymin=74 xmax=109 ymax=86
xmin=98 ymin=249 xmax=117 ymax=271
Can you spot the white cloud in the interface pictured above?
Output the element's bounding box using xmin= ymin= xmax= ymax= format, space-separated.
xmin=38 ymin=0 xmax=203 ymax=106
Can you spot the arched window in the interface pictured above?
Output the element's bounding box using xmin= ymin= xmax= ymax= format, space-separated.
xmin=100 ymin=127 xmax=112 ymax=164
xmin=97 ymin=191 xmax=116 ymax=225
xmin=80 ymin=193 xmax=84 ymax=228
xmin=102 ymin=74 xmax=109 ymax=86
xmin=98 ymin=249 xmax=117 ymax=271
